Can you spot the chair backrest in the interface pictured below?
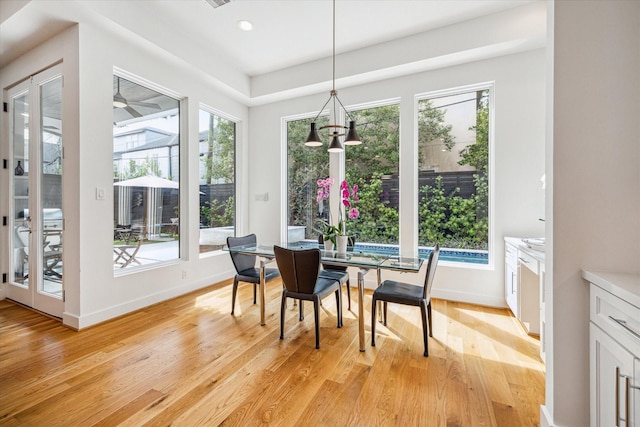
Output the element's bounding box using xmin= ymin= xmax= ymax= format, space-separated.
xmin=227 ymin=234 xmax=257 ymax=273
xmin=274 ymin=246 xmax=320 ymax=294
xmin=423 ymin=244 xmax=440 ymax=300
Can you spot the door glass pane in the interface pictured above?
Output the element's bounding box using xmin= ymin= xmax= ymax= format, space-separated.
xmin=198 ymin=109 xmax=236 ymax=254
xmin=12 ymin=91 xmax=29 ymax=287
xmin=113 ymin=75 xmax=180 ymax=271
xmin=40 ymin=76 xmax=64 ymax=296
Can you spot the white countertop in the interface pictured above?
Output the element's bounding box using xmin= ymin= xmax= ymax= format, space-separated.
xmin=505 ymin=236 xmax=545 ymax=263
xmin=582 ymin=270 xmax=640 ymax=309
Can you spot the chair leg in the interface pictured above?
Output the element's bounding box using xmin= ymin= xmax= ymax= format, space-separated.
xmin=420 ymin=300 xmax=429 ymax=357
xmin=253 ymin=283 xmax=257 ymax=305
xmin=346 ymin=279 xmax=351 ymax=311
xmin=371 ymin=294 xmax=377 ymax=347
xmin=280 ymin=292 xmax=287 ymax=340
xmin=383 ymin=302 xmax=388 ymax=326
xmin=313 ymin=297 xmax=320 ymax=349
xmin=427 ymin=300 xmax=433 ymax=337
xmin=299 ymin=300 xmax=304 ymax=321
xmin=231 ymin=278 xmax=239 ymax=315
xmin=335 ymin=288 xmax=342 ymax=328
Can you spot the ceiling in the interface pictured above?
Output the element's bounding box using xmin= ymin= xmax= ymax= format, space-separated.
xmin=149 ymin=0 xmax=538 ymax=77
xmin=1 ymin=0 xmax=545 ymax=105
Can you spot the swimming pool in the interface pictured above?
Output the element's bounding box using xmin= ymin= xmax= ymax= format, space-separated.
xmin=299 ymin=240 xmax=489 ymax=265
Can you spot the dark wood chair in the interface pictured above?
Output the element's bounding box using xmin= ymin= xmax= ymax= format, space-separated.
xmin=274 ymin=245 xmax=342 ymax=349
xmin=318 ymin=234 xmax=353 ymax=310
xmin=371 ymin=244 xmax=440 ymax=356
xmin=227 ymin=234 xmax=280 ymax=315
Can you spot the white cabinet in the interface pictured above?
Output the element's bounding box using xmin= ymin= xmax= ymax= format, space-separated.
xmin=505 ymin=241 xmax=519 ymax=316
xmin=504 ymin=238 xmax=545 ymax=357
xmin=590 ymin=324 xmax=637 ymax=426
xmin=587 ymin=272 xmax=640 ymax=427
xmin=505 ymin=237 xmax=546 ymax=361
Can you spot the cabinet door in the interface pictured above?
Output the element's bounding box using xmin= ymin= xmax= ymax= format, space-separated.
xmin=505 ymin=243 xmax=518 ymax=316
xmin=591 ymin=323 xmax=636 ymax=426
xmin=505 ymin=262 xmax=518 ymax=316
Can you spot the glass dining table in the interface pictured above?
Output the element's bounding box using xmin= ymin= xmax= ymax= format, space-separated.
xmin=225 ymin=241 xmax=424 ymax=351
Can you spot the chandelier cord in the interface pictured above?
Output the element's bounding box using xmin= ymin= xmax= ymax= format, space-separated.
xmin=332 ymin=0 xmax=336 ymax=92
xmin=309 ymin=0 xmax=355 ymax=126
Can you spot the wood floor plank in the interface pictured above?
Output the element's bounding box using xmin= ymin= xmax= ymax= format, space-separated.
xmin=0 ymin=280 xmax=545 ymax=426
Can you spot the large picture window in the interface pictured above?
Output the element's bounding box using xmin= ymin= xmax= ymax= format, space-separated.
xmin=344 ymin=103 xmax=400 ymax=245
xmin=286 ymin=115 xmax=329 ymax=242
xmin=112 ymin=75 xmax=180 ymax=270
xmin=198 ymin=108 xmax=236 ymax=254
xmin=417 ymin=87 xmax=490 ymax=256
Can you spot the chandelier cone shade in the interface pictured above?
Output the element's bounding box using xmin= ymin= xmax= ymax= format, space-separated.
xmin=327 ymin=132 xmax=344 ymax=153
xmin=344 ymin=120 xmax=361 ymax=145
xmin=305 ymin=122 xmax=323 ymax=147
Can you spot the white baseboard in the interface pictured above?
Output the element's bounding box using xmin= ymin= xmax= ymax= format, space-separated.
xmin=357 ymin=275 xmax=506 ymax=308
xmin=63 ymin=271 xmax=232 ymax=330
xmin=431 ymin=288 xmax=506 ymax=308
xmin=540 ymin=405 xmax=553 ymax=427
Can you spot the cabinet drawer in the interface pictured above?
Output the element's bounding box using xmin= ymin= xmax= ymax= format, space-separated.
xmin=590 ymin=284 xmax=640 ymax=356
xmin=505 ymin=243 xmax=518 ymax=266
xmin=518 ymin=250 xmax=539 ymax=275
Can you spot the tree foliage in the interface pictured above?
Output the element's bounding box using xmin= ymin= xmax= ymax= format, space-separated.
xmin=200 ymin=196 xmax=235 ymax=228
xmin=115 ymin=157 xmax=162 ymax=179
xmin=418 ymin=90 xmax=489 ymax=249
xmin=202 ymin=115 xmax=235 ymax=184
xmin=287 ymin=116 xmax=330 ymax=238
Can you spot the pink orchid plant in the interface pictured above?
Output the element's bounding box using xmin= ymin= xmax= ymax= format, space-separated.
xmin=338 ymin=180 xmax=359 ymax=236
xmin=316 ymin=177 xmax=360 ymax=243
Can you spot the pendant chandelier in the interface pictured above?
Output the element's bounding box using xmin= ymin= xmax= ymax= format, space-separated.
xmin=305 ymin=0 xmax=361 ymax=152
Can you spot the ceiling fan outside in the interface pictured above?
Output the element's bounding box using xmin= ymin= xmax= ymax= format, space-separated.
xmin=113 ymin=76 xmax=161 ymax=118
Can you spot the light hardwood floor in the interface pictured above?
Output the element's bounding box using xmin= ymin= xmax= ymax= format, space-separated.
xmin=0 ymin=279 xmax=545 ymax=426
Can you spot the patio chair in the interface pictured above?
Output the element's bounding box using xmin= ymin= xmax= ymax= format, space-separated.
xmin=113 ymin=227 xmax=145 ymax=268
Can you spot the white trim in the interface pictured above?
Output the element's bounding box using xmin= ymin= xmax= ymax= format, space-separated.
xmin=415 ymin=81 xmax=496 ymax=269
xmin=280 ymin=116 xmax=289 ymax=242
xmin=540 ymin=405 xmax=554 ymax=427
xmin=64 ymin=268 xmax=234 ymax=329
xmin=199 ymin=102 xmax=241 ymax=123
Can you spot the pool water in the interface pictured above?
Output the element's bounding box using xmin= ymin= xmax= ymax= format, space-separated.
xmin=300 ymin=240 xmax=489 ymax=265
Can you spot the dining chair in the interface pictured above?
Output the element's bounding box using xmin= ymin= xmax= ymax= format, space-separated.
xmin=227 ymin=234 xmax=280 ymax=315
xmin=274 ymin=245 xmax=342 ymax=349
xmin=318 ymin=234 xmax=353 ymax=310
xmin=371 ymin=244 xmax=440 ymax=356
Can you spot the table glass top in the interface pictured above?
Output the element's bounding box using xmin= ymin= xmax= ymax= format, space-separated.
xmin=226 ymin=242 xmax=423 ymax=272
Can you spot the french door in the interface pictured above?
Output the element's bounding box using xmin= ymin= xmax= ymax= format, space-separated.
xmin=7 ymin=65 xmax=64 ymax=318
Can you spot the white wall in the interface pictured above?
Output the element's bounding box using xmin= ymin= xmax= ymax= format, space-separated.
xmin=70 ymin=23 xmax=249 ymax=328
xmin=248 ymin=48 xmax=546 ymax=307
xmin=0 ymin=21 xmax=248 ymax=328
xmin=543 ymin=1 xmax=640 ymax=426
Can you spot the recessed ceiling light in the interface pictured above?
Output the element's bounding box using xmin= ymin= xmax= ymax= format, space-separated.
xmin=238 ymin=20 xmax=253 ymax=31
